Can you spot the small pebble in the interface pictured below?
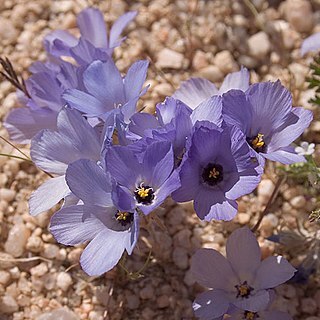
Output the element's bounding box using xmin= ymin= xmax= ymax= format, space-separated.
xmin=4 ymin=223 xmax=30 ymax=257
xmin=30 ymin=263 xmax=48 ymax=277
xmin=301 ymin=297 xmax=317 ymax=315
xmin=248 ymin=32 xmax=271 ymax=59
xmin=0 ymin=295 xmax=19 ymax=314
xmin=56 ymin=272 xmax=73 ymax=291
xmin=156 ymin=48 xmax=184 ymax=69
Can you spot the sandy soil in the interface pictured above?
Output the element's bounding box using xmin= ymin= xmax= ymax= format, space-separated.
xmin=0 ymin=0 xmax=319 ymax=319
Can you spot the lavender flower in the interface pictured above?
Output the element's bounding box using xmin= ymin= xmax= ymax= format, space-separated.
xmin=4 ymin=60 xmax=80 ymax=143
xmin=173 ymin=67 xmax=249 ymax=110
xmin=222 ymin=81 xmax=313 ymax=165
xmin=44 ymin=8 xmax=137 ymax=64
xmin=106 ymin=140 xmax=180 ymax=215
xmin=29 ymin=107 xmax=101 ymax=216
xmin=50 ymin=159 xmax=139 ymax=276
xmin=172 ymin=122 xmax=260 ymax=221
xmin=63 ymin=58 xmax=149 ymax=122
xmin=301 ymin=32 xmax=320 ymax=56
xmin=191 ymin=227 xmax=296 ymax=319
xmin=128 ymin=97 xmax=193 ymax=159
xmin=227 ymin=307 xmax=292 ymax=320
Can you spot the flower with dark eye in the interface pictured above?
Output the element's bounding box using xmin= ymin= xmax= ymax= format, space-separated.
xmin=191 ymin=227 xmax=296 ymax=319
xmin=222 ymin=81 xmax=313 ymax=166
xmin=173 ymin=121 xmax=261 ymax=221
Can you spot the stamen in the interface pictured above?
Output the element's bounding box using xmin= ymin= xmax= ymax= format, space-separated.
xmin=244 ymin=311 xmax=258 ymax=320
xmin=248 ymin=133 xmax=266 ymax=152
xmin=134 ymin=183 xmax=155 ymax=205
xmin=235 ymin=281 xmax=254 ymax=298
xmin=209 ymin=168 xmax=220 ymax=179
xmin=202 ymin=163 xmax=223 ymax=186
xmin=115 ymin=210 xmax=134 ymax=226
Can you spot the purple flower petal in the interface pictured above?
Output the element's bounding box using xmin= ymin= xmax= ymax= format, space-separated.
xmin=142 ymin=141 xmax=174 ymax=187
xmin=124 ymin=60 xmax=149 ymax=100
xmin=301 ymin=32 xmax=320 ymax=56
xmin=66 ymin=159 xmax=113 ymax=207
xmin=246 ymin=81 xmax=293 ymax=135
xmin=268 ymin=107 xmax=313 ymax=151
xmin=129 ymin=112 xmax=159 ymax=137
xmin=191 ymin=248 xmax=237 ymax=290
xmin=172 ymin=159 xmax=201 ymax=202
xmin=106 ymin=145 xmax=141 ymax=188
xmin=29 ymin=175 xmax=69 ymax=216
xmin=80 ymin=228 xmax=129 ymax=276
xmin=219 ymin=67 xmax=250 ymax=94
xmin=156 ymin=97 xmax=192 ymax=126
xmin=232 ymin=289 xmax=270 ymax=312
xmin=253 ymin=256 xmax=296 ymax=290
xmin=203 ymin=198 xmax=238 ymax=221
xmin=173 ymin=77 xmax=218 ymax=109
xmin=191 ymin=96 xmax=223 ymax=126
xmin=30 ymin=108 xmax=100 ymax=175
xmin=69 ymin=38 xmax=108 ymax=65
xmin=263 ymin=146 xmax=306 ymax=164
xmin=112 ymin=184 xmax=136 ymax=212
xmin=139 ymin=169 xmax=180 ymax=215
xmin=77 ymin=8 xmax=108 ymax=48
xmin=50 ymin=205 xmax=105 ymax=245
xmin=83 ymin=60 xmax=125 ymax=108
xmin=63 ymin=88 xmax=107 ymax=116
xmin=127 ymin=211 xmax=140 ymax=254
xmin=109 ymin=11 xmax=137 ymax=48
xmin=226 ymin=227 xmax=261 ymax=282
xmin=44 ymin=30 xmax=77 ymax=57
xmin=193 ymin=290 xmax=230 ymax=320
xmin=4 ymin=107 xmax=58 ymax=144
xmin=222 ymin=90 xmax=253 ymax=136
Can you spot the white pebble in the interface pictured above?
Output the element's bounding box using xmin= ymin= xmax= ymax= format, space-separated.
xmin=56 ymin=272 xmax=73 ymax=291
xmin=5 ymin=223 xmax=30 ymax=257
xmin=156 ymin=48 xmax=184 ymax=69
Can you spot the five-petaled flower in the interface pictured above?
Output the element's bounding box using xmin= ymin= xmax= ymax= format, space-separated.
xmin=191 ymin=227 xmax=296 ymax=319
xmin=173 ymin=122 xmax=261 ymax=221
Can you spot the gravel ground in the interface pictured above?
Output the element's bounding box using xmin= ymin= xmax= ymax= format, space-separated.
xmin=0 ymin=0 xmax=320 ymax=319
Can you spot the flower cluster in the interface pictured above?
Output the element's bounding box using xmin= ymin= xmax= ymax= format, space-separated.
xmin=1 ymin=8 xmax=313 ymax=318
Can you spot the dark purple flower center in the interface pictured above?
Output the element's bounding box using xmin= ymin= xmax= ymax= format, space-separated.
xmin=243 ymin=311 xmax=259 ymax=320
xmin=134 ymin=184 xmax=155 ymax=205
xmin=115 ymin=210 xmax=134 ymax=226
xmin=202 ymin=163 xmax=224 ymax=186
xmin=247 ymin=133 xmax=266 ymax=153
xmin=235 ymin=281 xmax=254 ymax=298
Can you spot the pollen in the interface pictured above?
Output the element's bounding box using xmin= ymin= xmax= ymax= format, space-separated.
xmin=209 ymin=168 xmax=220 ymax=179
xmin=137 ymin=187 xmax=152 ymax=199
xmin=116 ymin=211 xmax=130 ymax=221
xmin=134 ymin=183 xmax=155 ymax=205
xmin=235 ymin=281 xmax=253 ymax=298
xmin=251 ymin=133 xmax=265 ymax=149
xmin=115 ymin=210 xmax=134 ymax=226
xmin=202 ymin=163 xmax=224 ymax=186
xmin=244 ymin=311 xmax=258 ymax=320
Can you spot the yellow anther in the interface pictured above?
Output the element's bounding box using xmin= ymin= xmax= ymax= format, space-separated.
xmin=238 ymin=285 xmax=249 ymax=297
xmin=116 ymin=211 xmax=129 ymax=221
xmin=137 ymin=187 xmax=151 ymax=199
xmin=209 ymin=168 xmax=220 ymax=179
xmin=252 ymin=133 xmax=265 ymax=149
xmin=245 ymin=312 xmax=256 ymax=320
